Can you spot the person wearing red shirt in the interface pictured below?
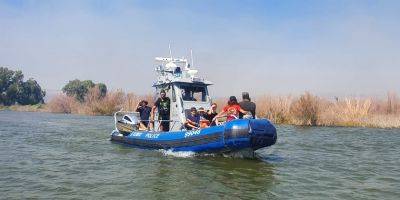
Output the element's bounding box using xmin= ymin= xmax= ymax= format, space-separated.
xmin=215 ymin=96 xmax=249 ymax=122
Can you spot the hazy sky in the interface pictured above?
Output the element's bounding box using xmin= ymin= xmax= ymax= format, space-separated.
xmin=1 ymin=0 xmax=399 ymax=98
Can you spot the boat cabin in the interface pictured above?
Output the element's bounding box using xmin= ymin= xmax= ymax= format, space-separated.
xmin=152 ymin=57 xmax=213 ymax=131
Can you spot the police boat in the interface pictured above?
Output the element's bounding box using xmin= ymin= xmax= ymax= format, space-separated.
xmin=110 ymin=55 xmax=277 ymax=153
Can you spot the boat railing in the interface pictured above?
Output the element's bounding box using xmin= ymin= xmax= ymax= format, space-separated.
xmin=134 ymin=119 xmax=179 ymax=132
xmin=114 ymin=109 xmax=181 ymax=132
xmin=114 ymin=110 xmax=253 ymax=132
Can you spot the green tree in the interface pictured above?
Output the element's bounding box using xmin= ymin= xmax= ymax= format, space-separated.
xmin=17 ymin=79 xmax=46 ymax=105
xmin=82 ymin=80 xmax=95 ymax=89
xmin=4 ymin=83 xmax=19 ymax=105
xmin=0 ymin=67 xmax=19 ymax=93
xmin=1 ymin=68 xmax=22 ymax=104
xmin=0 ymin=67 xmax=45 ymax=105
xmin=62 ymin=79 xmax=91 ymax=102
xmin=97 ymin=83 xmax=107 ymax=98
xmin=62 ymin=79 xmax=107 ymax=102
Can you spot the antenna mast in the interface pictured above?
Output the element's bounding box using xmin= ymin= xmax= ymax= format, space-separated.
xmin=190 ymin=49 xmax=194 ymax=68
xmin=168 ymin=44 xmax=172 ymax=59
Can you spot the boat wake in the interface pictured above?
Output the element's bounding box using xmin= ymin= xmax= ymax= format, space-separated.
xmin=158 ymin=149 xmax=219 ymax=158
xmin=158 ymin=149 xmax=198 ymax=158
xmin=158 ymin=148 xmax=260 ymax=159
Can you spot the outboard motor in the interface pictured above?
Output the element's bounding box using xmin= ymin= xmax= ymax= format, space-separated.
xmin=116 ymin=114 xmax=140 ymax=135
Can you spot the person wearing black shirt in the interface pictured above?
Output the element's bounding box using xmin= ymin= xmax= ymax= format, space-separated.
xmin=239 ymin=92 xmax=256 ymax=119
xmin=205 ymin=103 xmax=218 ymax=126
xmin=135 ymin=100 xmax=151 ymax=130
xmin=151 ymin=90 xmax=171 ymax=131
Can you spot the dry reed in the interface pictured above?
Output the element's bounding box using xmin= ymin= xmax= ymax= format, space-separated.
xmin=46 ymin=88 xmax=153 ymax=116
xmin=255 ymin=92 xmax=400 ymax=128
xmin=45 ymin=89 xmax=400 ymax=128
xmin=290 ymin=92 xmax=319 ymax=125
xmin=46 ymin=94 xmax=78 ymax=113
xmin=255 ymin=95 xmax=292 ymax=124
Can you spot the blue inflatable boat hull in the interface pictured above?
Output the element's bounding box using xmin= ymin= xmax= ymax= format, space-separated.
xmin=110 ymin=119 xmax=277 ymax=153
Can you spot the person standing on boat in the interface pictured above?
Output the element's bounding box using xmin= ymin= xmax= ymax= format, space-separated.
xmin=216 ymin=96 xmax=249 ymax=122
xmin=151 ymin=90 xmax=171 ymax=131
xmin=239 ymin=92 xmax=256 ymax=119
xmin=136 ymin=100 xmax=151 ymax=130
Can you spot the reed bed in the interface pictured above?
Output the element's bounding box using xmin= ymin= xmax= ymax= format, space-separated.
xmin=254 ymin=92 xmax=400 ymax=128
xmin=45 ymin=90 xmax=400 ymax=128
xmin=46 ymin=88 xmax=153 ymax=116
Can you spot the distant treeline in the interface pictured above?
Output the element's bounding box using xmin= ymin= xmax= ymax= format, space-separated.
xmin=2 ymin=67 xmax=399 ymax=129
xmin=0 ymin=67 xmax=45 ymax=106
xmin=47 ymin=79 xmax=151 ymax=115
xmin=62 ymin=79 xmax=107 ymax=102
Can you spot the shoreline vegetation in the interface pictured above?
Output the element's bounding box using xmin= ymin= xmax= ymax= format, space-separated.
xmin=255 ymin=92 xmax=400 ymax=129
xmin=2 ymin=91 xmax=399 ymax=129
xmin=1 ymin=68 xmax=399 ymax=128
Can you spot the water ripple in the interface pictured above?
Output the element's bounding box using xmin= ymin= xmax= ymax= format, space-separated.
xmin=0 ymin=111 xmax=399 ymax=199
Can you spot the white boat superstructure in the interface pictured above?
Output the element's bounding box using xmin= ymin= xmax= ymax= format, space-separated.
xmin=152 ymin=55 xmax=213 ymax=131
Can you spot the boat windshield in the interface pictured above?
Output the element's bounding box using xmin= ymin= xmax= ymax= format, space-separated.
xmin=180 ymin=85 xmax=208 ymax=102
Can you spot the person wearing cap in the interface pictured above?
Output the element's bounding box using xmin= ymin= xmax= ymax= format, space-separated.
xmin=136 ymin=100 xmax=152 ymax=130
xmin=216 ymin=96 xmax=249 ymax=122
xmin=151 ymin=89 xmax=171 ymax=131
xmin=198 ymin=107 xmax=210 ymax=128
xmin=185 ymin=107 xmax=200 ymax=130
xmin=239 ymin=92 xmax=256 ymax=119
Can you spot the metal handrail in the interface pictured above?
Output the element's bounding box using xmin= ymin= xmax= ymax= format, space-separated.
xmin=114 ymin=109 xmax=182 ymax=132
xmin=148 ymin=120 xmax=179 ymax=132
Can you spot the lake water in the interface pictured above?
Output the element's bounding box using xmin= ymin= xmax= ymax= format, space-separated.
xmin=0 ymin=111 xmax=399 ymax=199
